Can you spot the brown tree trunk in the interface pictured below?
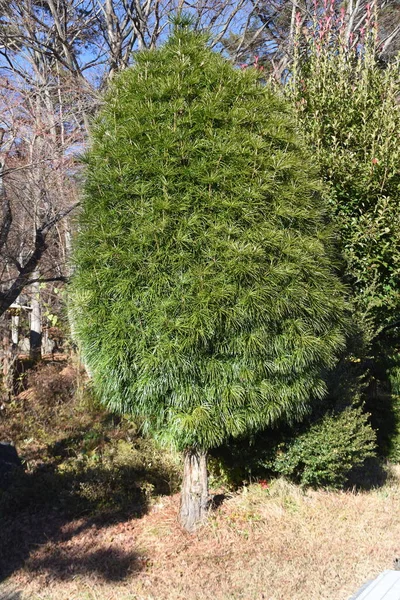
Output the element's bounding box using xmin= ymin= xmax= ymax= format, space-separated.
xmin=180 ymin=449 xmax=209 ymax=532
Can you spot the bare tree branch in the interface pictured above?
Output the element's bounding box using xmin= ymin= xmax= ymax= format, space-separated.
xmin=0 ymin=202 xmax=79 ymax=316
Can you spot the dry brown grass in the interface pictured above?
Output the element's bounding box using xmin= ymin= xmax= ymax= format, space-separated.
xmin=4 ymin=470 xmax=400 ymax=600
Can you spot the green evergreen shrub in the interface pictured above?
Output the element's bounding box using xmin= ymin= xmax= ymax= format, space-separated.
xmin=285 ymin=3 xmax=400 ymax=470
xmin=271 ymin=406 xmax=376 ymax=487
xmin=211 ymin=402 xmax=377 ymax=490
xmin=70 ymin=21 xmax=349 ymax=527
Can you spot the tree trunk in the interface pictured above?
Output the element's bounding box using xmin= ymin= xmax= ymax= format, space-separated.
xmin=180 ymin=449 xmax=209 ymax=532
xmin=29 ymin=273 xmax=42 ymax=361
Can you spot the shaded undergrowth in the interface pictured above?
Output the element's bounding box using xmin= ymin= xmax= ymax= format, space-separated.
xmin=0 ymin=360 xmax=181 ymax=583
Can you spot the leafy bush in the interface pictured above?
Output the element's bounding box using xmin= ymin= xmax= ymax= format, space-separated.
xmin=288 ymin=2 xmax=400 ymax=334
xmin=272 ymin=406 xmax=376 ymax=488
xmin=387 ymin=359 xmax=400 ymax=462
xmin=211 ymin=341 xmax=377 ymax=489
xmin=363 ymin=354 xmax=400 ymax=462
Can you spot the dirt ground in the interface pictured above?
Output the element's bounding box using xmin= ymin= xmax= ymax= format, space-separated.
xmin=2 ymin=473 xmax=400 ymax=600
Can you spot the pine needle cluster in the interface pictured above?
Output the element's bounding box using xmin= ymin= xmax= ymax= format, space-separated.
xmin=70 ymin=24 xmax=348 ymax=451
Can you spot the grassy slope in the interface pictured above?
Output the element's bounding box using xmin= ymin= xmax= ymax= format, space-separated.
xmin=1 ymin=360 xmax=400 ymax=600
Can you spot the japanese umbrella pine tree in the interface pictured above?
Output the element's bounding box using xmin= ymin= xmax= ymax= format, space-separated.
xmin=70 ymin=23 xmax=348 ymax=531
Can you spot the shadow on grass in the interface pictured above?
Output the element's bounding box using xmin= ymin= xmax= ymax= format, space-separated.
xmin=25 ymin=546 xmax=141 ymax=582
xmin=346 ymin=456 xmax=389 ymax=491
xmin=0 ymin=586 xmax=22 ymax=600
xmin=0 ymin=458 xmax=172 ymax=583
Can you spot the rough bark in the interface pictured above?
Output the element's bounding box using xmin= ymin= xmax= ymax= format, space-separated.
xmin=180 ymin=449 xmax=209 ymax=532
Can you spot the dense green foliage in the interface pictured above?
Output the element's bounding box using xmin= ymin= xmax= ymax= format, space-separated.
xmin=288 ymin=11 xmax=400 ymax=334
xmin=212 ymin=350 xmax=377 ymax=489
xmin=212 ymin=405 xmax=377 ymax=489
xmin=362 ymin=353 xmax=400 ymax=461
xmin=70 ymin=24 xmax=349 ymax=452
xmin=286 ymin=8 xmax=400 ymax=469
xmin=271 ymin=406 xmax=376 ymax=487
xmin=386 ymin=360 xmax=400 ymax=461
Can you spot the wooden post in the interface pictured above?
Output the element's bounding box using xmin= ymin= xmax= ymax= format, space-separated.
xmin=11 ymin=310 xmax=19 ymax=347
xmin=29 ymin=271 xmax=42 ymax=361
xmin=0 ymin=160 xmax=4 ymax=197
